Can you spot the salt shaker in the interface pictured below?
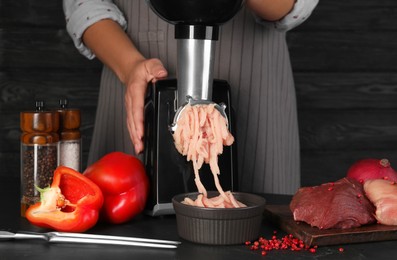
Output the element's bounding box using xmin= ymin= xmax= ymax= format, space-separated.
xmin=58 ymin=99 xmax=82 ymax=172
xmin=20 ymin=101 xmax=60 ymax=216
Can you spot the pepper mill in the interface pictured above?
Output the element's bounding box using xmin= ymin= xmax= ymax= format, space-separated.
xmin=57 ymin=99 xmax=82 ymax=172
xmin=20 ymin=101 xmax=60 ymax=216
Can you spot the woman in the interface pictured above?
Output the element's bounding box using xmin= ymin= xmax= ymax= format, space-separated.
xmin=63 ymin=0 xmax=318 ymax=195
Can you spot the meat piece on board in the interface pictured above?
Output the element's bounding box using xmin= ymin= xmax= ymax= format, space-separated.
xmin=290 ymin=178 xmax=376 ymax=229
xmin=364 ymin=179 xmax=397 ymax=225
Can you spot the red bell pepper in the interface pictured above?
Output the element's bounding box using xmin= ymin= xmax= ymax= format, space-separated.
xmin=83 ymin=152 xmax=149 ymax=224
xmin=25 ymin=166 xmax=104 ymax=232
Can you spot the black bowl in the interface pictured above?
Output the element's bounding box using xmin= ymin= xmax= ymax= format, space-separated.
xmin=147 ymin=0 xmax=244 ymax=25
xmin=172 ymin=191 xmax=266 ymax=245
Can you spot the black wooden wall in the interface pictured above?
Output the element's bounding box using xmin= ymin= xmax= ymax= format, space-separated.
xmin=0 ymin=0 xmax=102 ymax=179
xmin=1 ymin=0 xmax=397 ymax=189
xmin=291 ymin=1 xmax=397 ymax=186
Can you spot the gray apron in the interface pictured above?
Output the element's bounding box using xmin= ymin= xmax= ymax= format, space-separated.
xmin=89 ymin=0 xmax=300 ymax=195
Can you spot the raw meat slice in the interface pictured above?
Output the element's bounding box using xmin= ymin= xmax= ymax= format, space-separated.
xmin=364 ymin=179 xmax=397 ymax=225
xmin=182 ymin=191 xmax=247 ymax=208
xmin=173 ymin=103 xmax=246 ymax=208
xmin=290 ymin=178 xmax=376 ymax=229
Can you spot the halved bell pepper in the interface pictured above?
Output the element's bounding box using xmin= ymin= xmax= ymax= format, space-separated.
xmin=25 ymin=166 xmax=104 ymax=232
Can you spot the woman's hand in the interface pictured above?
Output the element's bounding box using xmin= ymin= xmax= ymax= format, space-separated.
xmin=83 ymin=19 xmax=167 ymax=154
xmin=123 ymin=58 xmax=167 ymax=154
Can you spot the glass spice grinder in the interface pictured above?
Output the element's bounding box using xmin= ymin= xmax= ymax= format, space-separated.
xmin=57 ymin=99 xmax=82 ymax=172
xmin=20 ymin=101 xmax=60 ymax=216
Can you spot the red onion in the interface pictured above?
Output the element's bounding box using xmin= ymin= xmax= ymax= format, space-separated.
xmin=346 ymin=158 xmax=397 ymax=183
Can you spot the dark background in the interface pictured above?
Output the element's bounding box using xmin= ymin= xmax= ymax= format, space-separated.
xmin=1 ymin=0 xmax=397 ymax=190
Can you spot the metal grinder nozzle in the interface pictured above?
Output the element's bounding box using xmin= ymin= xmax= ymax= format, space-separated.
xmin=169 ymin=96 xmax=228 ymax=134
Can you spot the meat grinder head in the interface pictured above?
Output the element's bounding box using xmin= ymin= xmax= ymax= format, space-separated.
xmin=147 ymin=0 xmax=244 ymax=109
xmin=146 ymin=0 xmax=244 ymax=26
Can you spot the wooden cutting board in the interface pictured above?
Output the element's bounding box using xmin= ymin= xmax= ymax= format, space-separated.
xmin=263 ymin=205 xmax=397 ymax=246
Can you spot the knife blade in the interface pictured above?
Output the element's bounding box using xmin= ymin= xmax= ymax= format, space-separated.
xmin=0 ymin=231 xmax=180 ymax=249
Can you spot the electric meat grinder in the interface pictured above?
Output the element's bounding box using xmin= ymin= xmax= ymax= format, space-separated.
xmin=144 ymin=0 xmax=244 ymax=216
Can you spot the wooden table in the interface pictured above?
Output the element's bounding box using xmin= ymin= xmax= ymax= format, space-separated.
xmin=1 ymin=176 xmax=396 ymax=260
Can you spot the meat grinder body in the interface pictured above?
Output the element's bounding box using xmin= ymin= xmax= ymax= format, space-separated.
xmin=143 ymin=79 xmax=238 ymax=216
